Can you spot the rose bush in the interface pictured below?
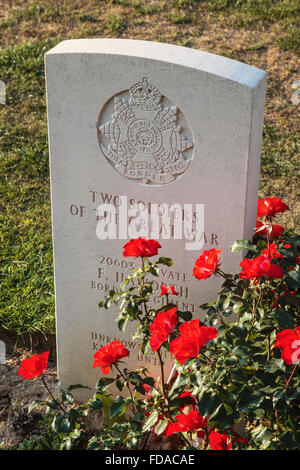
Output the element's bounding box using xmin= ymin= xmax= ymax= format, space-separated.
xmin=18 ymin=197 xmax=299 ymax=450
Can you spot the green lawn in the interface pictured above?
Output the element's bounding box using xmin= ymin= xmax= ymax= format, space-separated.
xmin=0 ymin=0 xmax=299 ymax=336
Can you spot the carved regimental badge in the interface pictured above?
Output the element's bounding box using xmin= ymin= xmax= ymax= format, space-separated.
xmin=97 ymin=78 xmax=194 ymax=185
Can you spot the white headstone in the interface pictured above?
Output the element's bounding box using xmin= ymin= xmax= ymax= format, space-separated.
xmin=45 ymin=39 xmax=266 ymax=400
xmin=0 ymin=340 xmax=5 ymax=365
xmin=0 ymin=80 xmax=6 ymax=105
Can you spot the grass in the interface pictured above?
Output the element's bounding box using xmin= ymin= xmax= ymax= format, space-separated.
xmin=0 ymin=40 xmax=57 ymax=335
xmin=0 ymin=0 xmax=299 ymax=337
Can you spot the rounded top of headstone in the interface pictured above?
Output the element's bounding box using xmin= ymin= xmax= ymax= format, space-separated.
xmin=45 ymin=38 xmax=266 ymax=90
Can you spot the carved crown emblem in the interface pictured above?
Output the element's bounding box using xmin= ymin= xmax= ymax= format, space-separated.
xmin=97 ymin=78 xmax=194 ymax=186
xmin=129 ymin=77 xmax=161 ymax=110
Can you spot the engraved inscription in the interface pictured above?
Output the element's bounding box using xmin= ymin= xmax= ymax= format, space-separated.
xmin=97 ymin=78 xmax=194 ymax=185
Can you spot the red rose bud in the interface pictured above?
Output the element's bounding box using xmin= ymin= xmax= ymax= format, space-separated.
xmin=208 ymin=430 xmax=232 ymax=450
xmin=123 ymin=237 xmax=161 ymax=258
xmin=160 ymin=284 xmax=179 ymax=296
xmin=257 ymin=197 xmax=289 ymax=218
xmin=275 ymin=327 xmax=300 ymax=365
xmin=170 ymin=319 xmax=217 ymax=364
xmin=142 ymin=384 xmax=152 ymax=395
xmin=150 ymin=307 xmax=178 ymax=351
xmin=193 ymin=248 xmax=222 ymax=280
xmin=261 ymin=243 xmax=283 ymax=259
xmin=92 ymin=341 xmax=130 ymax=374
xmin=256 ymin=219 xmax=285 ymax=239
xmin=18 ymin=351 xmax=49 ymax=380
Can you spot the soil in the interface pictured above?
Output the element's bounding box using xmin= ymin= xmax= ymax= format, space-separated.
xmin=0 ymin=329 xmax=57 ymax=449
xmin=0 ymin=329 xmax=181 ymax=450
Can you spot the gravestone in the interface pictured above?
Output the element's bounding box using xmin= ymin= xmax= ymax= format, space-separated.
xmin=45 ymin=39 xmax=266 ymax=400
xmin=0 ymin=80 xmax=6 ymax=105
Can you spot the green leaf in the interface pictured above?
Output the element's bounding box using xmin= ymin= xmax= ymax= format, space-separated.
xmin=142 ymin=410 xmax=159 ymax=432
xmin=120 ymin=279 xmax=129 ymax=291
xmin=100 ymin=394 xmax=115 ymax=424
xmin=197 ymin=391 xmax=219 ymax=417
xmin=251 ymin=408 xmax=266 ymax=419
xmin=128 ymin=373 xmax=143 ymax=385
xmin=208 ymin=403 xmax=235 ymax=428
xmin=45 ymin=399 xmax=59 ymax=410
xmin=117 ymin=315 xmax=129 ymax=332
xmin=272 ymin=388 xmax=287 ymax=412
xmin=265 ymin=358 xmax=285 ymax=373
xmin=52 ymin=415 xmax=70 ymax=434
xmin=155 ymin=418 xmax=168 ymax=436
xmin=213 ymin=367 xmax=227 ymax=382
xmin=140 ymin=337 xmax=150 ymax=355
xmin=88 ymin=398 xmax=103 ymax=410
xmin=61 ymin=391 xmax=74 ymax=404
xmin=177 ymin=310 xmax=193 ymax=321
xmin=273 ymin=309 xmax=295 ymax=329
xmin=116 ymin=380 xmax=124 ymax=392
xmin=142 ymin=377 xmax=155 ymax=387
xmin=67 ymin=384 xmax=91 ymax=392
xmin=238 ymin=391 xmax=264 ymax=413
xmin=232 ymin=301 xmax=246 ymax=314
xmin=104 ymin=297 xmax=112 ymax=309
xmin=148 ymin=266 xmax=159 ymax=276
xmin=231 ymin=345 xmax=249 ymax=358
xmin=230 ymin=325 xmax=247 ymax=340
xmin=230 ymin=240 xmax=258 ymax=253
xmin=157 ymin=257 xmax=173 ymax=266
xmin=287 ymin=268 xmax=300 ymax=287
xmin=132 ymin=268 xmax=144 ymax=279
xmin=28 ymin=400 xmax=42 ymax=414
xmin=251 ymin=425 xmax=273 ymax=448
xmin=223 ymin=293 xmax=232 ymax=310
xmin=96 ymin=377 xmax=115 ymax=391
xmin=286 ymin=388 xmax=300 ymax=405
xmin=109 ymin=397 xmax=127 ymax=419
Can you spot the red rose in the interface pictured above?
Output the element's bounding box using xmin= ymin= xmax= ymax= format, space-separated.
xmin=123 ymin=237 xmax=161 ymax=257
xmin=208 ymin=430 xmax=232 ymax=450
xmin=170 ymin=319 xmax=217 ymax=364
xmin=170 ymin=410 xmax=208 ymax=433
xmin=150 ymin=307 xmax=178 ymax=351
xmin=256 ymin=219 xmax=285 ymax=239
xmin=142 ymin=384 xmax=152 ymax=395
xmin=257 ymin=197 xmax=289 ymax=218
xmin=160 ymin=284 xmax=179 ymax=296
xmin=275 ymin=327 xmax=300 ymax=365
xmin=18 ymin=351 xmax=49 ymax=380
xmin=92 ymin=341 xmax=130 ymax=374
xmin=261 ymin=243 xmax=283 ymax=259
xmin=239 ymin=254 xmax=284 ymax=280
xmin=193 ymin=248 xmax=222 ymax=280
